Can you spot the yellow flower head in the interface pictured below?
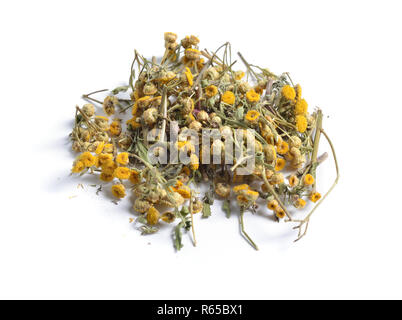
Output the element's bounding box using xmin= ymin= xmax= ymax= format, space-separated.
xmin=295 ymin=84 xmax=302 ymax=101
xmin=181 ymin=166 xmax=191 ymax=176
xmin=129 ymin=169 xmax=141 ymax=184
xmin=164 ymin=32 xmax=177 ymax=42
xmin=295 ymin=115 xmax=308 ymax=133
xmin=236 ymin=195 xmax=249 ymax=205
xmin=101 ymin=159 xmax=117 ymax=174
xmin=114 ymin=167 xmax=131 ymax=180
xmin=184 ymin=67 xmax=193 ymax=86
xmin=190 ymin=154 xmax=199 ymax=171
xmin=197 ymin=58 xmax=205 ymax=70
xmin=157 ymin=71 xmax=176 ymax=83
xmin=267 ymin=199 xmax=278 ymax=211
xmin=281 ymin=85 xmax=296 ymax=100
xmin=294 ymin=99 xmax=308 ymax=115
xmin=276 ymin=141 xmax=289 ymax=155
xmin=147 ymin=207 xmax=160 ymax=225
xmin=79 ymin=152 xmax=96 ymax=167
xmin=288 ymin=175 xmax=299 ymax=187
xmin=254 ymin=86 xmax=263 ymax=95
xmin=304 ymin=174 xmax=315 ymax=185
xmin=98 ymin=153 xmax=113 ymax=166
xmin=93 ymin=156 xmax=100 ymax=168
xmin=205 ymin=85 xmax=218 ymax=98
xmin=176 ymin=186 xmax=191 ymax=199
xmin=233 ymin=184 xmax=250 ymax=194
xmin=136 ymin=96 xmax=152 ymax=109
xmin=221 ymin=91 xmax=235 ymax=105
xmin=95 ymin=141 xmax=105 ymax=155
xmin=161 ymin=212 xmax=176 ymax=223
xmin=246 ymin=90 xmax=260 ymax=103
xmin=185 ymin=48 xmax=201 ymax=60
xmin=109 ymin=120 xmax=122 ymax=136
xmin=245 ymin=189 xmax=259 ymax=202
xmin=310 ymin=192 xmax=321 ymax=203
xmin=235 ymin=71 xmax=245 ymax=80
xmin=111 ymin=184 xmax=126 ymax=199
xmin=116 ymin=152 xmax=129 ymax=166
xmin=103 ymin=96 xmax=118 ymax=116
xmin=275 ymin=158 xmax=286 ymax=171
xmin=100 ymin=172 xmax=114 ymax=182
xmin=294 ymin=198 xmax=306 ymax=209
xmin=103 ymin=144 xmax=114 ymax=153
xmin=127 ymin=117 xmax=141 ymax=129
xmin=71 ymin=160 xmax=85 ymax=173
xmin=245 ymin=110 xmax=260 ymax=123
xmin=275 ymin=207 xmax=286 ymax=219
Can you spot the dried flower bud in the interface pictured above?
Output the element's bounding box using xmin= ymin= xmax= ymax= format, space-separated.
xmin=161 ymin=212 xmax=175 ymax=223
xmin=143 ymin=107 xmax=158 ymax=125
xmin=288 ymin=175 xmax=299 ymax=187
xmin=72 ymin=141 xmax=84 ymax=152
xmin=267 ymin=199 xmax=278 ymax=210
xmin=79 ymin=129 xmax=91 ymax=142
xmin=103 ymin=96 xmax=118 ymax=116
xmin=215 ymin=182 xmax=231 ymax=198
xmin=197 ymin=110 xmax=209 ymax=122
xmin=164 ymin=32 xmax=177 ymax=43
xmin=133 ymin=199 xmax=152 ymax=214
xmin=143 ymin=82 xmax=158 ymax=96
xmin=147 ymin=207 xmax=160 ymax=225
xmin=161 ymin=192 xmax=185 ymax=208
xmin=289 ymin=136 xmax=302 ymax=149
xmin=95 ymin=132 xmax=110 ymax=143
xmin=94 ymin=116 xmax=109 ymax=131
xmin=191 ymin=199 xmax=203 ymax=213
xmin=289 ymin=147 xmax=301 ymax=158
xmin=211 ymin=140 xmax=225 ymax=157
xmin=137 ymin=96 xmax=152 ymax=109
xmin=270 ymin=172 xmax=284 ymax=185
xmin=189 ymin=121 xmax=202 ymax=132
xmin=165 ymin=41 xmax=177 ymax=50
xmin=181 ymin=97 xmax=194 ymax=114
xmin=218 ymin=126 xmax=230 ymax=141
xmin=103 ymin=143 xmax=114 ymax=153
xmin=263 ymin=144 xmax=277 ymax=162
xmin=185 ymin=48 xmax=201 ymax=60
xmin=204 ymin=67 xmax=220 ymax=80
xmin=238 ymin=81 xmax=252 ymax=93
xmin=274 ymin=207 xmax=286 ymax=219
xmin=291 ymin=154 xmax=306 ymax=169
xmin=82 ymin=103 xmax=95 ymax=117
xmin=210 ymin=115 xmax=222 ymax=127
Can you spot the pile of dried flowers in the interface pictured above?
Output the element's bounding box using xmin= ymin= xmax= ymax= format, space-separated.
xmin=70 ymin=33 xmax=339 ymax=250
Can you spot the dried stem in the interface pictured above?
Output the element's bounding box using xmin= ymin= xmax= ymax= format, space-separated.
xmin=239 ymin=210 xmax=259 ymax=250
xmin=159 ymin=87 xmax=168 ymax=142
xmin=237 ymin=52 xmax=259 ymax=80
xmin=75 ymin=106 xmax=99 ymax=132
xmin=310 ymin=109 xmax=323 ymax=192
xmin=189 ymin=191 xmax=197 ymax=247
xmin=291 ymin=128 xmax=339 ymax=241
xmin=82 ymin=89 xmax=108 ymax=105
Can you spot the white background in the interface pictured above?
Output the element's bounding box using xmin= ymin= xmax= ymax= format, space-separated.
xmin=0 ymin=0 xmax=401 ymax=300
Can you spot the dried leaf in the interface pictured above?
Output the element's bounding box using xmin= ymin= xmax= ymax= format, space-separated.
xmin=223 ymin=199 xmax=231 ymax=218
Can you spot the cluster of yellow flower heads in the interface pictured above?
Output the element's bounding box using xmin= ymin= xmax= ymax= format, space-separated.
xmin=69 ymin=33 xmax=328 ymax=249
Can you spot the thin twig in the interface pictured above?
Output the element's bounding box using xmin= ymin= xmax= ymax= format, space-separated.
xmin=189 ymin=191 xmax=197 ymax=246
xmin=239 ymin=210 xmax=258 ymax=250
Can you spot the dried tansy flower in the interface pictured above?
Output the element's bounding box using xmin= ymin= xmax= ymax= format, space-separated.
xmin=70 ymin=33 xmax=338 ymax=250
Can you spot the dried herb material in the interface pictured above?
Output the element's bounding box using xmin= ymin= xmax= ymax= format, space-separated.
xmin=69 ymin=33 xmax=339 ymax=250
